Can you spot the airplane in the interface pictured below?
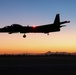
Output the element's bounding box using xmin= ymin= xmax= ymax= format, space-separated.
xmin=0 ymin=14 xmax=70 ymax=38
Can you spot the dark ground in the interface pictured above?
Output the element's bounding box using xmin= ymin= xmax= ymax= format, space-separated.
xmin=0 ymin=54 xmax=76 ymax=75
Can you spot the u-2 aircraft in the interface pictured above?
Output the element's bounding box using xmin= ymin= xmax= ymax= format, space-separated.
xmin=0 ymin=14 xmax=70 ymax=38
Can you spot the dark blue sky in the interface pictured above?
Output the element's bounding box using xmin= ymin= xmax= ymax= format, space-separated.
xmin=0 ymin=0 xmax=75 ymax=26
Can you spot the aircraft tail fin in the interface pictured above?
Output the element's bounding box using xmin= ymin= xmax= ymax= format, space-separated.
xmin=54 ymin=14 xmax=60 ymax=25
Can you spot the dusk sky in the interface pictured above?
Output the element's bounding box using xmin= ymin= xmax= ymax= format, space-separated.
xmin=0 ymin=0 xmax=76 ymax=54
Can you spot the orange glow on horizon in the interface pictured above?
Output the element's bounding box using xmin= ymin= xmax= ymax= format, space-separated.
xmin=0 ymin=30 xmax=76 ymax=54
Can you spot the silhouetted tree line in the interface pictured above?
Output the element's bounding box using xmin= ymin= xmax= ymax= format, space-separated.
xmin=0 ymin=51 xmax=76 ymax=57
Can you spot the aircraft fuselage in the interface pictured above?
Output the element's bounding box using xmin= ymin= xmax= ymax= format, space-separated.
xmin=0 ymin=14 xmax=70 ymax=38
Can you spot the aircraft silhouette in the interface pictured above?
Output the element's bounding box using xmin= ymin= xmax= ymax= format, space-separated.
xmin=0 ymin=14 xmax=70 ymax=38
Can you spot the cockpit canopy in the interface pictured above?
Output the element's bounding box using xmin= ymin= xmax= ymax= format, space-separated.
xmin=4 ymin=24 xmax=22 ymax=29
xmin=11 ymin=24 xmax=22 ymax=27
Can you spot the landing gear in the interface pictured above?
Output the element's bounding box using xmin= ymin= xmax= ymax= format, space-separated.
xmin=47 ymin=33 xmax=49 ymax=35
xmin=23 ymin=34 xmax=26 ymax=38
xmin=44 ymin=33 xmax=49 ymax=35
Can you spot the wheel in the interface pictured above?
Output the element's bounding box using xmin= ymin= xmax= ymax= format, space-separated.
xmin=23 ymin=34 xmax=26 ymax=38
xmin=47 ymin=33 xmax=49 ymax=35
